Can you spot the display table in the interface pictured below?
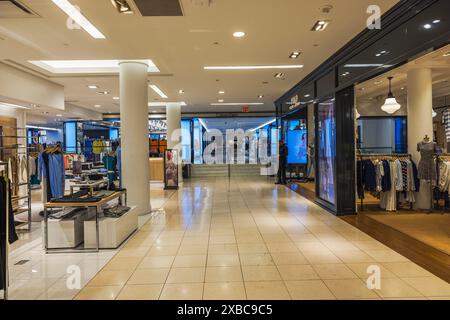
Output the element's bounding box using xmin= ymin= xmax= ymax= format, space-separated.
xmin=149 ymin=157 xmax=164 ymax=181
xmin=69 ymin=178 xmax=109 ymax=195
xmin=84 ymin=206 xmax=138 ymax=249
xmin=43 ymin=190 xmax=127 ymax=253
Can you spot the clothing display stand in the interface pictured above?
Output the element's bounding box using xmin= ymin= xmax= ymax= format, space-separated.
xmin=0 ymin=127 xmax=32 ymax=232
xmin=357 ymin=153 xmax=413 ymax=212
xmin=0 ymin=161 xmax=10 ymax=300
xmin=43 ymin=190 xmax=127 ymax=254
xmin=434 ymin=154 xmax=450 ymax=214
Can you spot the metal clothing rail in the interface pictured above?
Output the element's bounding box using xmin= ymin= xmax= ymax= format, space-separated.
xmin=357 ymin=153 xmax=412 ymax=212
xmin=0 ymin=161 xmax=10 ymax=300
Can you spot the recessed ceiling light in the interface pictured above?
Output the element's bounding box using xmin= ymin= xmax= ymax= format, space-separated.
xmin=110 ymin=0 xmax=133 ymax=14
xmin=51 ymin=0 xmax=106 ymax=39
xmin=311 ymin=20 xmax=330 ymax=31
xmin=94 ymin=105 xmax=101 ymax=108
xmin=211 ymin=102 xmax=264 ymax=106
xmin=433 ymin=19 xmax=441 ymax=24
xmin=204 ymin=65 xmax=303 ymax=70
xmin=29 ymin=60 xmax=160 ymax=74
xmin=274 ymin=73 xmax=284 ymax=78
xmin=218 ymin=91 xmax=225 ymax=94
xmin=178 ymin=90 xmax=185 ymax=94
xmin=149 ymin=84 xmax=168 ymax=99
xmin=88 ymin=85 xmax=98 ymax=89
xmin=218 ymin=99 xmax=224 ymax=103
xmin=401 ymin=87 xmax=405 ymax=90
xmin=56 ymin=114 xmax=63 ymax=117
xmin=113 ymin=96 xmax=120 ymax=100
xmin=289 ymin=51 xmax=301 ymax=59
xmin=233 ymin=31 xmax=246 ymax=38
xmin=258 ymin=95 xmax=264 ymax=99
xmin=423 ymin=24 xmax=432 ymax=29
xmin=97 ymin=91 xmax=110 ymax=95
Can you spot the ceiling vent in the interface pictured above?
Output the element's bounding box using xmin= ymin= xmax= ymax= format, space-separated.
xmin=133 ymin=0 xmax=183 ymax=16
xmin=0 ymin=0 xmax=39 ymax=18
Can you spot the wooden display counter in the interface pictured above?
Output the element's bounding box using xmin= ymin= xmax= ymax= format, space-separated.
xmin=149 ymin=157 xmax=164 ymax=181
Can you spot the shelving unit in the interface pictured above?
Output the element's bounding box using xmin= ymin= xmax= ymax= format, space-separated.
xmin=0 ymin=127 xmax=33 ymax=232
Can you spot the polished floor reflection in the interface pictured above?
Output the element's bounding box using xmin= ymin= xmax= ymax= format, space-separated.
xmin=75 ymin=177 xmax=450 ymax=300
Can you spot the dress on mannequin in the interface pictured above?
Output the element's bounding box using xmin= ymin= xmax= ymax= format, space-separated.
xmin=417 ymin=140 xmax=439 ymax=182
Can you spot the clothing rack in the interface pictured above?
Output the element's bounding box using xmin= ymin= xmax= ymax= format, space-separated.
xmin=434 ymin=153 xmax=450 ymax=214
xmin=0 ymin=161 xmax=10 ymax=300
xmin=0 ymin=127 xmax=32 ymax=232
xmin=357 ymin=153 xmax=412 ymax=212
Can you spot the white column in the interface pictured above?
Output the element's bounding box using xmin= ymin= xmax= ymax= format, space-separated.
xmin=119 ymin=61 xmax=150 ymax=215
xmin=166 ymin=103 xmax=183 ymax=183
xmin=407 ymin=68 xmax=433 ymax=210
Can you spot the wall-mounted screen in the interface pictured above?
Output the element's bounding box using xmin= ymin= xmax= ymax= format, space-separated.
xmin=287 ymin=130 xmax=308 ymax=164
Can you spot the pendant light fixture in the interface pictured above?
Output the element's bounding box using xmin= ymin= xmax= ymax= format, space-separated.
xmin=381 ymin=76 xmax=401 ymax=114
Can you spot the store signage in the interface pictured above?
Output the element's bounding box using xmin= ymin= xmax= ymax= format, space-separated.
xmin=242 ymin=106 xmax=250 ymax=113
xmin=289 ymin=95 xmax=301 ymax=110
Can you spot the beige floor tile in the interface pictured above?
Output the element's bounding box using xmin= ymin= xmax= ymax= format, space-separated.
xmin=147 ymin=245 xmax=180 ymax=256
xmin=205 ymin=267 xmax=243 ymax=283
xmin=265 ymin=242 xmax=299 ymax=253
xmin=128 ymin=268 xmax=170 ymax=285
xmin=209 ymin=235 xmax=236 ymax=245
xmin=271 ymin=252 xmax=309 ymax=265
xmin=428 ymin=296 xmax=450 ymax=300
xmin=117 ymin=284 xmax=163 ymax=300
xmin=207 ymin=254 xmax=241 ymax=267
xmin=301 ymin=249 xmax=342 ymax=264
xmin=138 ymin=256 xmax=175 ymax=269
xmin=324 ymin=279 xmax=379 ymax=299
xmin=238 ymin=244 xmax=268 ymax=254
xmin=346 ymin=262 xmax=397 ymax=279
xmin=75 ymin=286 xmax=122 ymax=300
xmin=160 ymin=283 xmax=204 ymax=300
xmin=382 ymin=262 xmax=434 ymax=278
xmin=166 ymin=267 xmax=205 ymax=283
xmin=373 ymin=278 xmax=423 ymax=298
xmin=242 ymin=266 xmax=281 ymax=281
xmin=365 ymin=250 xmax=409 ymax=263
xmin=278 ymin=265 xmax=320 ymax=281
xmin=115 ymin=247 xmax=151 ymax=258
xmin=173 ymin=255 xmax=207 ymax=268
xmin=208 ymin=244 xmax=239 ymax=255
xmin=204 ymin=282 xmax=246 ymax=300
xmin=88 ymin=270 xmax=133 ymax=286
xmin=245 ymin=281 xmax=291 ymax=300
xmin=103 ymin=257 xmax=143 ymax=271
xmin=285 ymin=280 xmax=335 ymax=300
xmin=178 ymin=244 xmax=209 ymax=255
xmin=313 ymin=264 xmax=358 ymax=280
xmin=332 ymin=249 xmax=376 ymax=263
xmin=402 ymin=277 xmax=450 ymax=297
xmin=240 ymin=253 xmax=274 ymax=266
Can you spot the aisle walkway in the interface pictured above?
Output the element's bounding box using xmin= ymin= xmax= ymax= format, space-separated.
xmin=75 ymin=177 xmax=450 ymax=300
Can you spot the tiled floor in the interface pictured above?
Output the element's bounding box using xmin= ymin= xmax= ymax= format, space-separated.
xmin=69 ymin=177 xmax=450 ymax=300
xmin=5 ymin=182 xmax=174 ymax=300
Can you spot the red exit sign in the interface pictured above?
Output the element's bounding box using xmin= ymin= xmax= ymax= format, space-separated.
xmin=242 ymin=106 xmax=250 ymax=113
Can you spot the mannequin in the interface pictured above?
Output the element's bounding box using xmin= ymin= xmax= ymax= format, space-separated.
xmin=417 ymin=135 xmax=440 ymax=211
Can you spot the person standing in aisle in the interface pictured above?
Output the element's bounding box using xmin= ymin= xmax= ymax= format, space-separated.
xmin=276 ymin=140 xmax=288 ymax=185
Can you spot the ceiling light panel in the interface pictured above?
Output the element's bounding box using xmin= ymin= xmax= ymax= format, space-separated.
xmin=148 ymin=102 xmax=187 ymax=107
xmin=149 ymin=85 xmax=168 ymax=99
xmin=204 ymin=65 xmax=303 ymax=70
xmin=311 ymin=20 xmax=330 ymax=31
xmin=52 ymin=0 xmax=106 ymax=39
xmin=110 ymin=0 xmax=133 ymax=14
xmin=210 ymin=102 xmax=264 ymax=106
xmin=28 ymin=59 xmax=160 ymax=74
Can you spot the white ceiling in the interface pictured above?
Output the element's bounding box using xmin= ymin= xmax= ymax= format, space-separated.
xmin=0 ymin=0 xmax=399 ymax=117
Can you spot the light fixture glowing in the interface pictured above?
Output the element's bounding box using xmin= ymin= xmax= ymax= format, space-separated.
xmin=29 ymin=60 xmax=160 ymax=74
xmin=423 ymin=24 xmax=432 ymax=29
xmin=289 ymin=51 xmax=301 ymax=59
xmin=274 ymin=73 xmax=284 ymax=78
xmin=204 ymin=65 xmax=303 ymax=70
xmin=381 ymin=77 xmax=401 ymax=114
xmin=97 ymin=91 xmax=110 ymax=95
xmin=210 ymin=102 xmax=264 ymax=106
xmin=88 ymin=85 xmax=98 ymax=89
xmin=304 ymin=94 xmax=311 ymax=98
xmin=51 ymin=0 xmax=106 ymax=39
xmin=258 ymin=95 xmax=264 ymax=99
xmin=0 ymin=102 xmax=30 ymax=110
xmin=178 ymin=90 xmax=185 ymax=94
xmin=433 ymin=19 xmax=441 ymax=24
xmin=94 ymin=104 xmax=101 ymax=108
xmin=56 ymin=114 xmax=63 ymax=117
xmin=432 ymin=109 xmax=437 ymax=118
xmin=26 ymin=125 xmax=60 ymax=132
xmin=113 ymin=96 xmax=120 ymax=100
xmin=311 ymin=20 xmax=330 ymax=31
xmin=443 ymin=52 xmax=450 ymax=57
xmin=148 ymin=102 xmax=187 ymax=107
xmin=218 ymin=99 xmax=224 ymax=103
xmin=233 ymin=31 xmax=246 ymax=38
xmin=218 ymin=91 xmax=225 ymax=94
xmin=149 ymin=85 xmax=168 ymax=99
xmin=110 ymin=0 xmax=133 ymax=14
